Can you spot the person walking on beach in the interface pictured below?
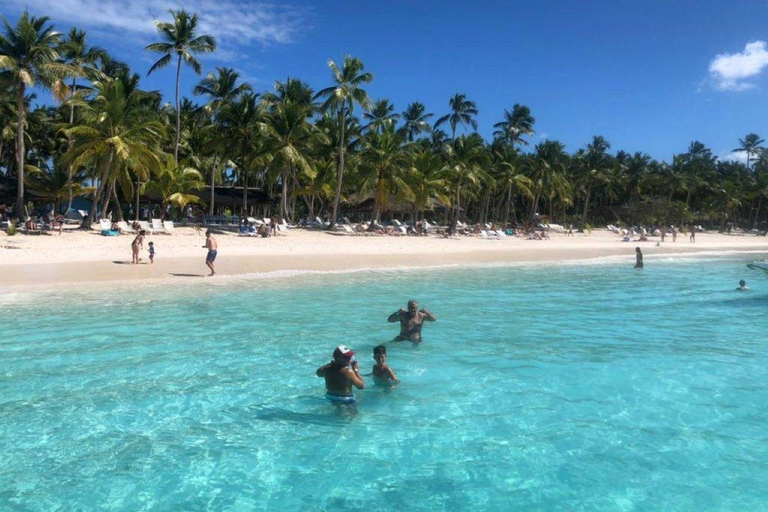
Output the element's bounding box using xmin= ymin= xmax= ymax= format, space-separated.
xmin=131 ymin=230 xmax=146 ymax=264
xmin=671 ymin=226 xmax=677 ymax=242
xmin=388 ymin=300 xmax=437 ymax=342
xmin=634 ymin=247 xmax=643 ymax=269
xmin=203 ymin=230 xmax=217 ymax=276
xmin=316 ymin=345 xmax=364 ymax=404
xmin=689 ymin=227 xmax=696 ymax=243
xmin=148 ymin=241 xmax=155 ymax=264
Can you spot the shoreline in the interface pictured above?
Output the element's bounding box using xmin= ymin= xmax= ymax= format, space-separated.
xmin=1 ymin=229 xmax=767 ymax=290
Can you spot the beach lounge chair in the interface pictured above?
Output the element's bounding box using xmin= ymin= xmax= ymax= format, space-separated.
xmin=99 ymin=219 xmax=119 ymax=236
xmin=343 ymin=217 xmax=352 ymax=225
xmin=162 ymin=220 xmax=175 ymax=235
xmin=247 ymin=217 xmax=263 ymax=226
xmin=481 ymin=230 xmax=500 ymax=239
xmin=151 ymin=219 xmax=167 ymax=234
xmin=117 ymin=221 xmax=135 ymax=234
xmin=495 ymin=230 xmax=509 ymax=238
xmin=138 ymin=221 xmax=153 ymax=235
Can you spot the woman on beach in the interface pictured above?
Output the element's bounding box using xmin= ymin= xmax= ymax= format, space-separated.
xmin=131 ymin=230 xmax=146 ymax=264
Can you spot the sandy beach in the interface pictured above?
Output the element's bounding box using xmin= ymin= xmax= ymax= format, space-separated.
xmin=1 ymin=226 xmax=767 ymax=289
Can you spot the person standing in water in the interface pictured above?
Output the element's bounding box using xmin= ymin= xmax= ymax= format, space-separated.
xmin=203 ymin=230 xmax=217 ymax=276
xmin=316 ymin=345 xmax=365 ymax=404
xmin=735 ymin=280 xmax=750 ymax=291
xmin=388 ymin=300 xmax=437 ymax=342
xmin=635 ymin=247 xmax=644 ymax=269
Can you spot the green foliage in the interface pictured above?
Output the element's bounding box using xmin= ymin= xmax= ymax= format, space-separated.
xmin=627 ymin=199 xmax=693 ymax=226
xmin=6 ymin=223 xmax=17 ymax=236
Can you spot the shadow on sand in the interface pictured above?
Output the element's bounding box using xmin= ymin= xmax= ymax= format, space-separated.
xmin=112 ymin=261 xmax=148 ymax=265
xmin=168 ymin=273 xmax=206 ymax=278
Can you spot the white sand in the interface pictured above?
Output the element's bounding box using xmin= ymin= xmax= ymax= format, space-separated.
xmin=1 ymin=226 xmax=766 ymax=288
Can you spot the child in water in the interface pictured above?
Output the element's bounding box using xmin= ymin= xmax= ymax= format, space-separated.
xmin=148 ymin=241 xmax=155 ymax=264
xmin=372 ymin=345 xmax=400 ymax=386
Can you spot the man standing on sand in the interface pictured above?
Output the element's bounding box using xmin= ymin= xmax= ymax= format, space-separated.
xmin=203 ymin=229 xmax=217 ymax=276
xmin=388 ymin=300 xmax=437 ymax=342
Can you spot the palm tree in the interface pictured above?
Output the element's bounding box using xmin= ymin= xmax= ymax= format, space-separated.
xmin=65 ymin=75 xmax=164 ymax=229
xmin=264 ymin=79 xmax=318 ymax=221
xmin=363 ymin=99 xmax=399 ymax=134
xmin=493 ymin=143 xmax=533 ymax=223
xmin=315 ymin=55 xmax=373 ymax=228
xmin=193 ymin=67 xmax=251 ymax=213
xmin=0 ymin=11 xmax=68 ymax=220
xmin=359 ymin=120 xmax=411 ymax=222
xmin=401 ymin=102 xmax=433 ymax=142
xmin=493 ymin=104 xmax=535 ymax=146
xmin=435 ymin=93 xmax=478 ymax=140
xmin=409 ymin=148 xmax=449 ymax=221
xmin=734 ymin=133 xmax=765 ymax=170
xmin=143 ymin=155 xmax=204 ymax=219
xmin=442 ymin=133 xmax=490 ymax=222
xmin=579 ymin=135 xmax=612 ymax=228
xmin=146 ymin=9 xmax=216 ymax=162
xmin=59 ymin=28 xmax=105 ymax=213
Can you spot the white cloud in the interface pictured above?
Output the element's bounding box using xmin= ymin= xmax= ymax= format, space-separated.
xmin=721 ymin=151 xmax=749 ymax=164
xmin=709 ymin=40 xmax=768 ymax=91
xmin=5 ymin=0 xmax=309 ymax=59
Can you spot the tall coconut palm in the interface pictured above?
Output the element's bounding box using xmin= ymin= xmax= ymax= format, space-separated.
xmin=193 ymin=67 xmax=251 ymax=213
xmin=59 ymin=28 xmax=105 ymax=213
xmin=401 ymin=102 xmax=433 ymax=142
xmin=264 ymin=79 xmax=318 ymax=221
xmin=579 ymin=135 xmax=612 ymax=228
xmin=493 ymin=104 xmax=535 ymax=146
xmin=358 ymin=120 xmax=411 ymax=222
xmin=315 ymin=55 xmax=373 ymax=228
xmin=734 ymin=133 xmax=765 ymax=170
xmin=435 ymin=93 xmax=478 ymax=140
xmin=493 ymin=143 xmax=533 ymax=223
xmin=408 ymin=148 xmax=449 ymax=221
xmin=363 ymin=98 xmax=399 ymax=134
xmin=442 ymin=133 xmax=490 ymax=222
xmin=146 ymin=9 xmax=216 ymax=162
xmin=0 ymin=11 xmax=68 ymax=220
xmin=65 ymin=75 xmax=164 ymax=229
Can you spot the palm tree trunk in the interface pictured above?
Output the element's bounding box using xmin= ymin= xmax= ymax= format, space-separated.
xmin=242 ymin=165 xmax=249 ymax=215
xmin=66 ymin=77 xmax=76 ymax=214
xmin=753 ymin=195 xmax=762 ymax=229
xmin=280 ymin=168 xmax=289 ymax=220
xmin=329 ymin=108 xmax=346 ymax=229
xmin=101 ymin=180 xmax=113 ymax=219
xmin=82 ymin=151 xmax=114 ymax=229
xmin=505 ymin=183 xmax=513 ymax=222
xmin=174 ymin=54 xmax=182 ymax=163
xmin=112 ymin=183 xmax=123 ymax=221
xmin=209 ymin=152 xmax=218 ymax=214
xmin=581 ymin=179 xmax=592 ymax=228
xmin=135 ymin=176 xmax=141 ymax=221
xmin=15 ymin=82 xmax=26 ymax=221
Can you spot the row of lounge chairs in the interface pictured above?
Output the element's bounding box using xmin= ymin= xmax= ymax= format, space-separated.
xmin=99 ymin=219 xmax=176 ymax=236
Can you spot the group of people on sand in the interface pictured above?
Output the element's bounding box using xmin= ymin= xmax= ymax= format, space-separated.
xmin=129 ymin=229 xmax=218 ymax=277
xmin=316 ymin=300 xmax=436 ymax=406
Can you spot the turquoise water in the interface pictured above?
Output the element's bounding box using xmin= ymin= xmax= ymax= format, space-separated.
xmin=2 ymin=255 xmax=768 ymax=511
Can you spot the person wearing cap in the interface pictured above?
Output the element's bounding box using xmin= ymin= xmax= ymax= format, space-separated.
xmin=316 ymin=345 xmax=365 ymax=404
xmin=387 ymin=300 xmax=437 ymax=342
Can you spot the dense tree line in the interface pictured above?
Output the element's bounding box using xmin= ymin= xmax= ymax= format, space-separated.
xmin=2 ymin=10 xmax=767 ymax=231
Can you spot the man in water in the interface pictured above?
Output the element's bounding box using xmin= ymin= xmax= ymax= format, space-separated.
xmin=735 ymin=280 xmax=750 ymax=291
xmin=634 ymin=247 xmax=643 ymax=269
xmin=316 ymin=345 xmax=365 ymax=404
xmin=388 ymin=300 xmax=437 ymax=342
xmin=203 ymin=230 xmax=217 ymax=276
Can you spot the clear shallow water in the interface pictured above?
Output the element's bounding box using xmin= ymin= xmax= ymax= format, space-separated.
xmin=1 ymin=256 xmax=768 ymax=511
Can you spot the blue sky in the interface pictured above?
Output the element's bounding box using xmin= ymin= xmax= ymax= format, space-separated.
xmin=4 ymin=0 xmax=768 ymax=161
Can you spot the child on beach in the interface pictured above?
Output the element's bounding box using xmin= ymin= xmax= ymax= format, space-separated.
xmin=372 ymin=345 xmax=400 ymax=387
xmin=148 ymin=241 xmax=155 ymax=264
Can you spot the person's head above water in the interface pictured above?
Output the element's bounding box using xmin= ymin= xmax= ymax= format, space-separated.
xmin=333 ymin=345 xmax=356 ymax=364
xmin=373 ymin=345 xmax=386 ymax=358
xmin=407 ymin=300 xmax=418 ymax=313
xmin=740 ymin=280 xmax=746 ymax=287
xmin=636 ymin=247 xmax=642 ymax=254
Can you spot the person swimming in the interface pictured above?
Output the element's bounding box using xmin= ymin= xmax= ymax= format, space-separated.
xmin=387 ymin=300 xmax=437 ymax=342
xmin=735 ymin=279 xmax=749 ymax=291
xmin=372 ymin=345 xmax=399 ymax=387
xmin=316 ymin=345 xmax=365 ymax=404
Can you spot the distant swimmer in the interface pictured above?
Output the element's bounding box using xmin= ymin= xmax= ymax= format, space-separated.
xmin=372 ymin=345 xmax=399 ymax=387
xmin=388 ymin=300 xmax=436 ymax=342
xmin=735 ymin=279 xmax=750 ymax=291
xmin=635 ymin=247 xmax=644 ymax=269
xmin=316 ymin=345 xmax=364 ymax=404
